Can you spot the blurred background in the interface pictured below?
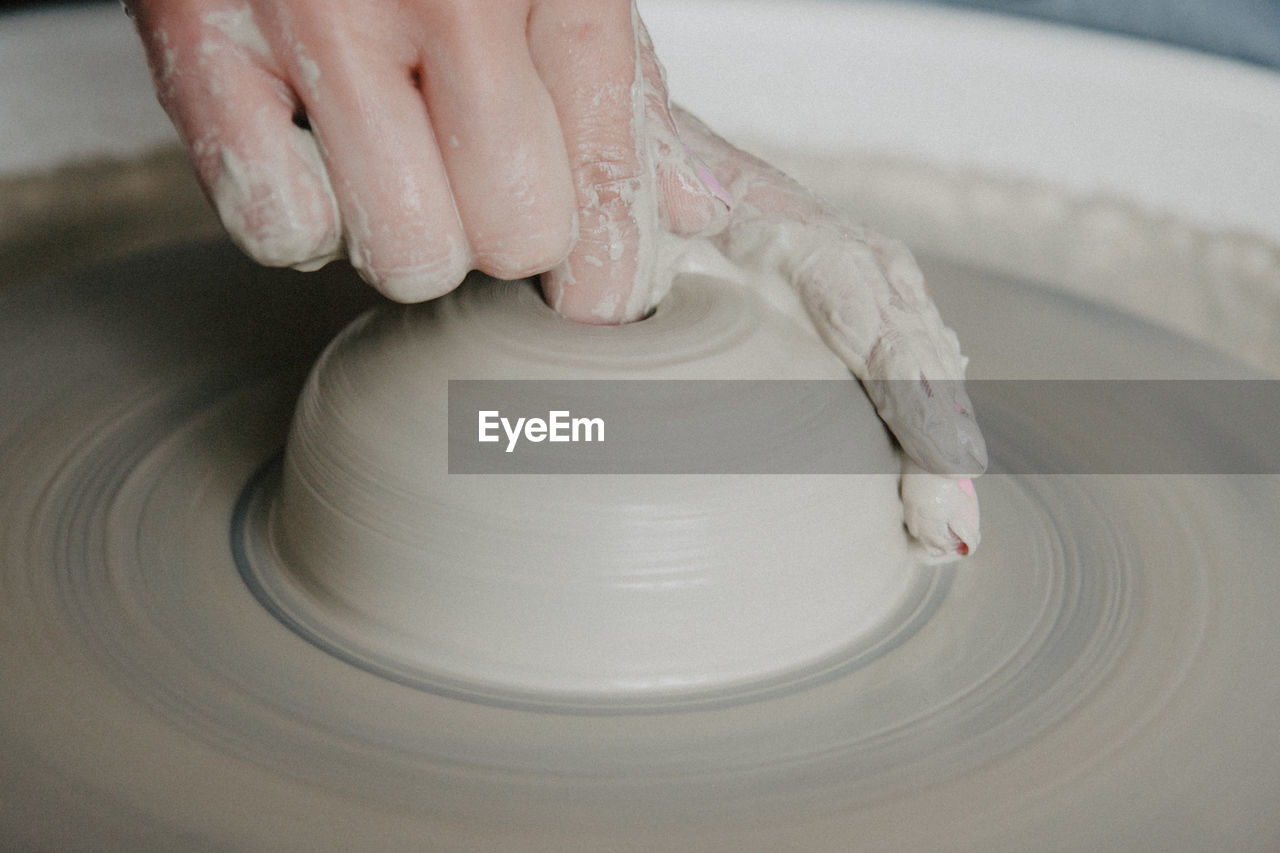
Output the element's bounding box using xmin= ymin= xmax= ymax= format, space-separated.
xmin=3 ymin=0 xmax=1278 ymax=68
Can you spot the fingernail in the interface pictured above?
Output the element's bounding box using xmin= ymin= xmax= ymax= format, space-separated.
xmin=948 ymin=515 xmax=980 ymax=556
xmin=923 ymin=422 xmax=987 ymax=477
xmin=952 ymin=409 xmax=989 ymax=475
xmin=966 ymin=433 xmax=989 ymax=475
xmin=683 ymin=144 xmax=732 ymax=210
xmin=697 ymin=164 xmax=732 ymax=211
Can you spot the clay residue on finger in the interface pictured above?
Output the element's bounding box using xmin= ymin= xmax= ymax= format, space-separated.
xmin=549 ymin=4 xmax=732 ymax=324
xmin=206 ymin=111 xmax=342 ymax=269
xmin=671 ymin=102 xmax=985 ymax=548
xmin=200 ymin=4 xmax=272 ymax=60
xmin=545 ymin=74 xmax=653 ymax=322
xmin=901 ymin=461 xmax=981 ymax=558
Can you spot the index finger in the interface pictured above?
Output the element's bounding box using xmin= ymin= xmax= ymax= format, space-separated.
xmin=528 ymin=0 xmax=654 ymax=324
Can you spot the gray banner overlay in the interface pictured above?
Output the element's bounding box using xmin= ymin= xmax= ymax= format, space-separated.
xmin=448 ymin=380 xmax=1280 ymax=475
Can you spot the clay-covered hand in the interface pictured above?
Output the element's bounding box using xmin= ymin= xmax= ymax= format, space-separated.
xmin=127 ymin=0 xmax=727 ymax=320
xmin=674 ymin=107 xmax=986 ymax=556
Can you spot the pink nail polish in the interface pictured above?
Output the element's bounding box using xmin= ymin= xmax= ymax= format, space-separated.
xmin=683 ymin=143 xmax=732 ymax=209
xmin=696 ymin=164 xmax=733 ymax=209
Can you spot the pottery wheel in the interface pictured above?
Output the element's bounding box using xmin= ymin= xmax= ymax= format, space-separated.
xmin=2 ymin=239 xmax=1279 ymax=851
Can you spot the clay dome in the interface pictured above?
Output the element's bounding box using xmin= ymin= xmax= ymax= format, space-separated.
xmin=264 ymin=273 xmax=914 ymax=702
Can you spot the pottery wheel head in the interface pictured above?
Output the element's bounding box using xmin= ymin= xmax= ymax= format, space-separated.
xmin=252 ymin=272 xmax=916 ymax=701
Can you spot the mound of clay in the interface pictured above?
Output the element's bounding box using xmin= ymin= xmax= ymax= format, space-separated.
xmin=265 ymin=272 xmax=916 ymax=698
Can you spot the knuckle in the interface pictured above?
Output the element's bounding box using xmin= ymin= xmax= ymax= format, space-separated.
xmin=573 ymin=162 xmax=644 ymax=211
xmin=417 ymin=0 xmax=491 ymax=49
xmin=571 ymin=136 xmax=641 ymax=181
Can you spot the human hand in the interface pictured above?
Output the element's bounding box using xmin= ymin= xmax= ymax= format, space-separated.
xmin=129 ymin=0 xmax=981 ymax=551
xmin=672 ymin=106 xmax=986 ymax=556
xmin=128 ymin=0 xmax=728 ymax=320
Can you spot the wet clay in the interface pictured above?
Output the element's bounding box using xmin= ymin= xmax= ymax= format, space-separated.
xmin=2 ymin=239 xmax=1279 ymax=849
xmin=266 ymin=271 xmax=917 ymax=699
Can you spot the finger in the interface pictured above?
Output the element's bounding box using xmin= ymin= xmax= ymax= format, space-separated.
xmin=901 ymin=460 xmax=981 ymax=557
xmin=132 ymin=2 xmax=340 ymax=269
xmin=672 ymin=103 xmax=813 ymax=226
xmin=804 ymin=257 xmax=988 ymax=477
xmin=529 ymin=0 xmax=651 ymax=323
xmin=673 ymin=106 xmax=987 ymax=476
xmin=633 ymin=17 xmax=731 ymax=238
xmin=855 ymin=236 xmax=988 ymax=476
xmin=637 ymin=42 xmax=733 ymax=239
xmin=282 ymin=10 xmax=469 ymax=302
xmin=861 ymin=344 xmax=989 ymax=477
xmin=415 ymin=2 xmax=576 ymax=280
